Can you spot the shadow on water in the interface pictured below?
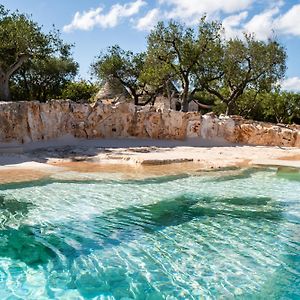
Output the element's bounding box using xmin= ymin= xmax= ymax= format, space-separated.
xmin=121 ymin=173 xmax=190 ymax=185
xmin=0 ymin=166 xmax=274 ymax=192
xmin=0 ymin=192 xmax=286 ymax=298
xmin=0 ymin=194 xmax=56 ymax=267
xmin=0 ymin=193 xmax=282 ymax=267
xmin=0 ymin=173 xmax=190 ymax=192
xmin=203 ymin=167 xmax=273 ymax=183
xmin=276 ymin=167 xmax=300 ymax=182
xmin=205 ymin=196 xmax=272 ymax=206
xmin=95 ymin=195 xmax=279 ymax=236
xmin=0 ymin=226 xmax=57 ymax=266
xmin=0 ymin=194 xmax=33 ymax=216
xmin=0 ymin=194 xmax=35 ymax=233
xmin=0 ymin=167 xmax=281 ymax=193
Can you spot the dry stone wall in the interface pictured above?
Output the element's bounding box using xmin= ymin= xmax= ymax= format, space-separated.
xmin=0 ymin=100 xmax=299 ymax=147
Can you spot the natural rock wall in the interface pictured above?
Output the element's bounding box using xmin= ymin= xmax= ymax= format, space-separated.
xmin=0 ymin=100 xmax=299 ymax=147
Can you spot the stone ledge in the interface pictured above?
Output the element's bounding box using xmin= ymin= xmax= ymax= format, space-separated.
xmin=0 ymin=147 xmax=23 ymax=154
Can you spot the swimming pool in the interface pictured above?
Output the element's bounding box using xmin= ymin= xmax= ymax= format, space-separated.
xmin=0 ymin=167 xmax=299 ymax=299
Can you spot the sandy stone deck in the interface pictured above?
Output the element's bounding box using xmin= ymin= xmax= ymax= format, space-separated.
xmin=0 ymin=138 xmax=299 ymax=184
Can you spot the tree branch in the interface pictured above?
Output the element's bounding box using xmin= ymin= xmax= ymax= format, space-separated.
xmin=192 ymin=99 xmax=212 ymax=109
xmin=204 ymin=85 xmax=224 ymax=101
xmin=7 ymin=53 xmax=30 ymax=77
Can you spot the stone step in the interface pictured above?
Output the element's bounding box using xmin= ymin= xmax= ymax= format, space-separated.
xmin=0 ymin=146 xmax=23 ymax=154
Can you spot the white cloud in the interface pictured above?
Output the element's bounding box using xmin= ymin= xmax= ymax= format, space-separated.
xmin=135 ymin=8 xmax=160 ymax=31
xmin=281 ymin=77 xmax=300 ymax=92
xmin=276 ymin=4 xmax=300 ymax=36
xmin=63 ymin=0 xmax=146 ymax=32
xmin=223 ymin=11 xmax=248 ymax=39
xmin=159 ymin=0 xmax=253 ymax=22
xmin=244 ymin=7 xmax=279 ymax=40
xmin=63 ymin=0 xmax=300 ymax=43
xmin=222 ymin=4 xmax=300 ymax=41
xmin=63 ymin=8 xmax=103 ymax=32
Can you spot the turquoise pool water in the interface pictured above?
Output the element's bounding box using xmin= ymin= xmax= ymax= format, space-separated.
xmin=0 ymin=167 xmax=299 ymax=299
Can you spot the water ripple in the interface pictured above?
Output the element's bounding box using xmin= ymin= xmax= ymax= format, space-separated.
xmin=0 ymin=168 xmax=299 ymax=299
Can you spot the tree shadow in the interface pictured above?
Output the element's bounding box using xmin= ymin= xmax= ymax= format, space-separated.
xmin=0 ymin=194 xmax=33 ymax=216
xmin=0 ymin=191 xmax=284 ymax=298
xmin=0 ymin=193 xmax=281 ymax=266
xmin=276 ymin=167 xmax=300 ymax=182
xmin=0 ymin=137 xmax=243 ymax=167
xmin=202 ymin=167 xmax=273 ymax=183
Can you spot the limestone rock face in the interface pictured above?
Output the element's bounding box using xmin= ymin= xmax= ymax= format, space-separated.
xmin=233 ymin=121 xmax=300 ymax=147
xmin=0 ymin=101 xmax=299 ymax=147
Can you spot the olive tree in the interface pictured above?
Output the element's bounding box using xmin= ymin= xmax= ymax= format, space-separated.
xmin=146 ymin=21 xmax=198 ymax=111
xmin=92 ymin=45 xmax=165 ymax=105
xmin=198 ymin=35 xmax=287 ymax=115
xmin=61 ymin=80 xmax=98 ymax=103
xmin=0 ymin=5 xmax=49 ymax=100
xmin=12 ymin=30 xmax=78 ymax=102
xmin=146 ymin=18 xmax=223 ymax=111
xmin=0 ymin=6 xmax=78 ymax=101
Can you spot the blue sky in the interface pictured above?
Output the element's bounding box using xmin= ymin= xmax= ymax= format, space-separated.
xmin=2 ymin=0 xmax=300 ymax=90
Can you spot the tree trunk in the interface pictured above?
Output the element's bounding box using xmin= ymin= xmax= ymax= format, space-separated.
xmin=165 ymin=80 xmax=172 ymax=108
xmin=0 ymin=54 xmax=30 ymax=101
xmin=0 ymin=74 xmax=11 ymax=101
xmin=133 ymin=94 xmax=139 ymax=105
xmin=181 ymin=79 xmax=189 ymax=112
xmin=225 ymin=101 xmax=234 ymax=116
xmin=21 ymin=70 xmax=31 ymax=100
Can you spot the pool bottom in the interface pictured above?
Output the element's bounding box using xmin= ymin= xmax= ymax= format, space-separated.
xmin=0 ymin=168 xmax=299 ymax=299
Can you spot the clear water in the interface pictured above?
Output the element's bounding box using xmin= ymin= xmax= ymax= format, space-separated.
xmin=0 ymin=167 xmax=299 ymax=299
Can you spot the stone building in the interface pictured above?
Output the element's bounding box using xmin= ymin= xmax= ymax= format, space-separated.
xmin=95 ymin=78 xmax=200 ymax=111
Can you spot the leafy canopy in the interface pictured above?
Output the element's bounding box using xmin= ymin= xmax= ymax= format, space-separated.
xmin=11 ymin=28 xmax=78 ymax=101
xmin=0 ymin=5 xmax=48 ymax=72
xmin=198 ymin=34 xmax=286 ymax=114
xmin=0 ymin=5 xmax=78 ymax=101
xmin=61 ymin=80 xmax=98 ymax=103
xmin=92 ymin=45 xmax=163 ymax=105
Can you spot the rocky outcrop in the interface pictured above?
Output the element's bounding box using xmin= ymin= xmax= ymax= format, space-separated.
xmin=0 ymin=101 xmax=299 ymax=147
xmin=200 ymin=114 xmax=300 ymax=147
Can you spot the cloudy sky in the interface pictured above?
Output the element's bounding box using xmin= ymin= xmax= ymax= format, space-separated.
xmin=2 ymin=0 xmax=300 ymax=91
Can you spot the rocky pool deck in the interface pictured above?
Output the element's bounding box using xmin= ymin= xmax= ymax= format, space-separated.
xmin=0 ymin=138 xmax=299 ymax=184
xmin=0 ymin=101 xmax=299 ymax=183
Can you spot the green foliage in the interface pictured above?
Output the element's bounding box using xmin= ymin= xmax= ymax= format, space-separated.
xmin=260 ymin=91 xmax=300 ymax=123
xmin=145 ymin=19 xmax=286 ymax=114
xmin=188 ymin=86 xmax=300 ymax=124
xmin=10 ymin=27 xmax=78 ymax=102
xmin=0 ymin=5 xmax=78 ymax=101
xmin=91 ymin=45 xmax=163 ymax=105
xmin=222 ymin=89 xmax=300 ymax=124
xmin=147 ymin=20 xmax=198 ymax=80
xmin=91 ymin=20 xmax=291 ymax=122
xmin=1 ymin=3 xmax=295 ymax=124
xmin=0 ymin=5 xmax=47 ymax=71
xmin=146 ymin=18 xmax=223 ymax=111
xmin=92 ymin=45 xmax=144 ymax=86
xmin=11 ymin=58 xmax=78 ymax=102
xmin=61 ymin=80 xmax=98 ymax=103
xmin=197 ymin=34 xmax=286 ymax=114
xmin=226 ymin=37 xmax=286 ymax=89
